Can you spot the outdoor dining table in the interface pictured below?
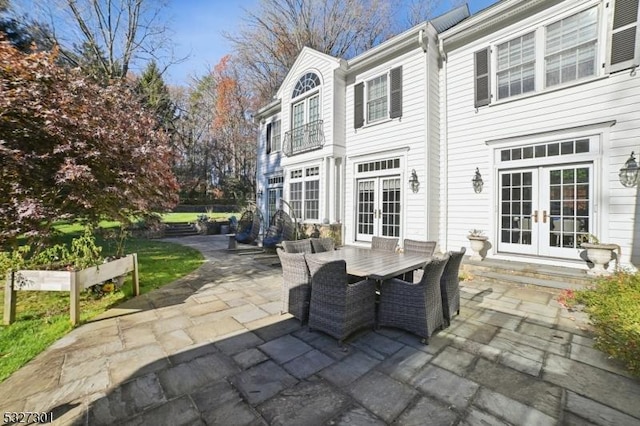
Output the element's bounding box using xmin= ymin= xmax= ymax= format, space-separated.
xmin=307 ymin=246 xmax=429 ymax=281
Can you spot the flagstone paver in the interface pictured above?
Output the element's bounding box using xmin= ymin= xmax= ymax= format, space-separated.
xmin=1 ymin=234 xmax=639 ymax=426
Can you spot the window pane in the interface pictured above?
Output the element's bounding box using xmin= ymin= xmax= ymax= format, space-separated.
xmin=496 ymin=32 xmax=536 ymax=99
xmin=545 ymin=8 xmax=597 ymax=87
xmin=575 ymin=139 xmax=590 ymax=153
xmin=304 ymin=180 xmax=319 ymax=220
xmin=367 ymin=74 xmax=387 ymax=122
xmin=523 ymin=146 xmax=534 ymax=159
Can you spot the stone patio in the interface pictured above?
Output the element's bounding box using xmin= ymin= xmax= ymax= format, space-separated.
xmin=0 ymin=235 xmax=639 ymax=425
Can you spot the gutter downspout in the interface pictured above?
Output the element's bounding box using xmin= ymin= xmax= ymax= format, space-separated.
xmin=439 ymin=36 xmax=449 ymax=251
xmin=420 ymin=26 xmax=430 ymax=239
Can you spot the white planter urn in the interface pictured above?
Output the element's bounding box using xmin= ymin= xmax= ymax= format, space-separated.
xmin=467 ymin=236 xmax=488 ymax=261
xmin=581 ymin=243 xmax=617 ymax=276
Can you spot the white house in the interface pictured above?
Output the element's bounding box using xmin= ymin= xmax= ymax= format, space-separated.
xmin=439 ymin=0 xmax=640 ymax=270
xmin=255 ymin=0 xmax=640 ymax=271
xmin=254 ymin=6 xmax=469 ymax=244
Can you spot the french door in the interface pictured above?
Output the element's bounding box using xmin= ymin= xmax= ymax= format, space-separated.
xmin=498 ymin=164 xmax=593 ymax=259
xmin=356 ymin=177 xmax=401 ymax=242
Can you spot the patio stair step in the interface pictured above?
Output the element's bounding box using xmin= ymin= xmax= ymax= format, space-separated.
xmin=462 ymin=257 xmax=595 ymax=290
xmin=164 ymin=222 xmax=199 ymax=237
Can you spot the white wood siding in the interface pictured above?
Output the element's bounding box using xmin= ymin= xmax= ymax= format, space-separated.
xmin=256 ymin=111 xmax=283 ymax=215
xmin=344 ymin=43 xmax=438 ymax=246
xmin=442 ymin=1 xmax=640 ymax=267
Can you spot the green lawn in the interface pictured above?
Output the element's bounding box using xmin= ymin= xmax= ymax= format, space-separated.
xmin=161 ymin=212 xmax=239 ymax=223
xmin=0 ymin=228 xmax=205 ymax=382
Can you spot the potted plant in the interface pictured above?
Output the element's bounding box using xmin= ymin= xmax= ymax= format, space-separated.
xmin=467 ymin=229 xmax=488 ymax=261
xmin=580 ymin=234 xmax=619 ymax=276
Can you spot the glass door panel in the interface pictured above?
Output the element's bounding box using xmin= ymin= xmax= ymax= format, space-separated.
xmin=292 ymin=101 xmax=305 ymax=151
xmin=356 ymin=179 xmax=375 ymax=242
xmin=498 ymin=170 xmax=538 ymax=254
xmin=356 ymin=176 xmax=402 ymax=242
xmin=540 ymin=164 xmax=592 ymax=257
xmin=381 ymin=178 xmax=401 ymax=237
xmin=497 ymin=164 xmax=592 ymax=259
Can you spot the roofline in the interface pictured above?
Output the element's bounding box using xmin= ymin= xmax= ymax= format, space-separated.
xmin=254 ymin=99 xmax=281 ymax=121
xmin=275 ymin=46 xmax=344 ymax=99
xmin=439 ymin=0 xmax=563 ymax=50
xmin=347 ymin=23 xmax=428 ymax=72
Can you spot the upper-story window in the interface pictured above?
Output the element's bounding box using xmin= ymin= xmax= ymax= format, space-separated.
xmin=545 ymin=7 xmax=598 ymax=87
xmin=266 ymin=119 xmax=281 ymax=154
xmin=284 ymin=72 xmax=324 ymax=156
xmin=497 ymin=32 xmax=535 ymax=100
xmin=354 ymin=66 xmax=403 ymax=129
xmin=367 ymin=75 xmax=388 ymax=122
xmin=292 ymin=72 xmax=320 ymax=98
xmin=474 ymin=1 xmax=640 ymax=107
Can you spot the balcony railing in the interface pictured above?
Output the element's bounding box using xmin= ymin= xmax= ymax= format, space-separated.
xmin=283 ymin=120 xmax=325 ymax=157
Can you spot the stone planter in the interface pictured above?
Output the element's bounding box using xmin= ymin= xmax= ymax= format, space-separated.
xmin=581 ymin=243 xmax=617 ymax=276
xmin=467 ymin=236 xmax=488 ymax=261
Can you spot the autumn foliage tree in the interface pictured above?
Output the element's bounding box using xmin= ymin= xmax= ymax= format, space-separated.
xmin=0 ymin=39 xmax=179 ymax=248
xmin=211 ymin=55 xmax=256 ymax=201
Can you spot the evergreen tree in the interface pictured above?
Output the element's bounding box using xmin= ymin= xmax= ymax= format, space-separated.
xmin=136 ymin=61 xmax=175 ymax=131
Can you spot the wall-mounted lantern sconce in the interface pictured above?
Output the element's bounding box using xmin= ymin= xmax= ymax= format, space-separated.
xmin=257 ymin=189 xmax=263 ymax=199
xmin=409 ymin=169 xmax=420 ymax=193
xmin=619 ymin=151 xmax=639 ymax=187
xmin=472 ymin=167 xmax=483 ymax=193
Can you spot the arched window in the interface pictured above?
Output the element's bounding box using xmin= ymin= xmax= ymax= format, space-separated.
xmin=292 ymin=72 xmax=320 ymax=98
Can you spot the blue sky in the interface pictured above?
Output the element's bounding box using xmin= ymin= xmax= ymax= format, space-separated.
xmin=164 ymin=0 xmax=500 ymax=87
xmin=13 ymin=0 xmax=499 ymax=86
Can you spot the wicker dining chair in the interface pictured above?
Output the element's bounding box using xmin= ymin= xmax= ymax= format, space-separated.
xmin=440 ymin=247 xmax=466 ymax=327
xmin=276 ymin=248 xmax=312 ymax=323
xmin=371 ymin=236 xmax=399 ymax=252
xmin=282 ymin=239 xmax=313 ymax=254
xmin=403 ymin=239 xmax=437 ymax=256
xmin=310 ymin=237 xmax=335 ymax=253
xmin=306 ymin=257 xmax=377 ymax=345
xmin=402 ymin=239 xmax=437 ymax=281
xmin=378 ymin=254 xmax=449 ymax=344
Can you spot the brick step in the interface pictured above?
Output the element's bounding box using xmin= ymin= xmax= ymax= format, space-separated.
xmin=462 ymin=256 xmax=594 ymax=290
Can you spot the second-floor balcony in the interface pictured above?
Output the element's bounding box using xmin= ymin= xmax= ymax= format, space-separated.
xmin=283 ymin=120 xmax=325 ymax=157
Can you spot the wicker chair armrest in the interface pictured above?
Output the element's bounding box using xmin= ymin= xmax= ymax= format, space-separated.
xmin=382 ymin=277 xmax=418 ymax=287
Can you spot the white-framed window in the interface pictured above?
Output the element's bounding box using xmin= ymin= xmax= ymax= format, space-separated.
xmin=474 ymin=4 xmax=630 ymax=106
xmin=291 ymin=81 xmax=321 ymax=152
xmin=288 ymin=166 xmax=320 ymax=221
xmin=367 ymin=74 xmax=388 ymax=123
xmin=545 ymin=7 xmax=598 ymax=87
xmin=497 ymin=32 xmax=536 ymax=100
xmin=354 ymin=67 xmax=402 ymax=128
xmin=291 ymin=72 xmax=321 ymax=133
xmin=272 ymin=120 xmax=281 ymax=152
xmin=266 ymin=119 xmax=281 ymax=154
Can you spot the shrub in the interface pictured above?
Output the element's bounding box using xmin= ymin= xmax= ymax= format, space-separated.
xmin=571 ymin=272 xmax=640 ymax=376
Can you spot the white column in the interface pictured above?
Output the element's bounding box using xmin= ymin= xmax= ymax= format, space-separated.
xmin=328 ymin=156 xmax=336 ymax=223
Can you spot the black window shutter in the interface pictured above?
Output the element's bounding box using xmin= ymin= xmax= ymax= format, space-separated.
xmin=608 ymin=0 xmax=640 ymax=72
xmin=474 ymin=48 xmax=491 ymax=108
xmin=390 ymin=66 xmax=403 ymax=119
xmin=354 ymin=82 xmax=364 ymax=129
xmin=266 ymin=123 xmax=272 ymax=154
